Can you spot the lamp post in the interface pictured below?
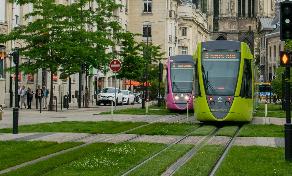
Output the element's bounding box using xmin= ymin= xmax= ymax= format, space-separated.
xmin=158 ymin=62 xmax=163 ymax=107
xmin=10 ymin=48 xmax=19 ymax=134
xmin=142 ymin=24 xmax=151 ymax=109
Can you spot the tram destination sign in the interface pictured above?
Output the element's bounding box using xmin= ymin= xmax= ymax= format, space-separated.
xmin=203 ymin=51 xmax=240 ymax=60
xmin=171 ymin=63 xmax=193 ymax=68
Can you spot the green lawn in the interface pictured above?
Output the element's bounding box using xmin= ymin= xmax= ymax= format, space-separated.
xmin=3 ymin=142 xmax=166 ymax=176
xmin=0 ymin=121 xmax=146 ymax=134
xmin=174 ymin=145 xmax=224 ymax=176
xmin=99 ymin=105 xmax=193 ymax=115
xmin=254 ymin=103 xmax=287 ymax=118
xmin=190 ymin=125 xmax=216 ymax=136
xmin=239 ymin=124 xmax=284 ymax=137
xmin=127 ymin=123 xmax=199 ymax=136
xmin=128 ymin=144 xmax=193 ymax=176
xmin=216 ymin=126 xmax=238 ymax=137
xmin=257 ymin=103 xmax=283 ymax=111
xmin=216 ymin=146 xmax=292 ymax=176
xmin=0 ymin=141 xmax=80 ymax=170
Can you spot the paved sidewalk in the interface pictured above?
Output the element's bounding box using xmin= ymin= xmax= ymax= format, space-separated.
xmin=252 ymin=117 xmax=285 ymax=125
xmin=0 ymin=132 xmax=284 ymax=147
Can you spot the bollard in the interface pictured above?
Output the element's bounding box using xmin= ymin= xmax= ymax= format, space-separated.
xmin=265 ymin=102 xmax=268 ymax=117
xmin=111 ymin=100 xmax=114 ymax=115
xmin=186 ymin=101 xmax=189 ymax=123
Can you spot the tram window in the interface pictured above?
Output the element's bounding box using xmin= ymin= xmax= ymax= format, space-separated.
xmin=240 ymin=59 xmax=252 ymax=98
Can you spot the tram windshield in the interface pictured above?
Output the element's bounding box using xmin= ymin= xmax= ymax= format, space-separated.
xmin=170 ymin=62 xmax=194 ymax=93
xmin=202 ymin=51 xmax=240 ymax=96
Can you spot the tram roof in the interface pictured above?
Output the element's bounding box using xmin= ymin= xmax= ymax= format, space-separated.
xmin=170 ymin=55 xmax=194 ymax=63
xmin=202 ymin=40 xmax=241 ymax=51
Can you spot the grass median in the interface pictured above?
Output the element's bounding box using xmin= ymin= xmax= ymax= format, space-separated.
xmin=239 ymin=124 xmax=284 ymax=137
xmin=128 ymin=144 xmax=193 ymax=176
xmin=100 ymin=105 xmax=193 ymax=116
xmin=0 ymin=121 xmax=146 ymax=134
xmin=216 ymin=146 xmax=292 ymax=176
xmin=254 ymin=103 xmax=287 ymax=118
xmin=216 ymin=126 xmax=239 ymax=137
xmin=0 ymin=141 xmax=80 ymax=171
xmin=174 ymin=145 xmax=224 ymax=176
xmin=3 ymin=142 xmax=166 ymax=176
xmin=127 ymin=123 xmax=199 ymax=136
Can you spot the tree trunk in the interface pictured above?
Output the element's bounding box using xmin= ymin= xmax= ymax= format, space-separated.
xmin=48 ymin=71 xmax=54 ymax=111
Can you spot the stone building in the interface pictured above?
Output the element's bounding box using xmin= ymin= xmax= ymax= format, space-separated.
xmin=259 ymin=1 xmax=284 ymax=83
xmin=127 ymin=0 xmax=209 ymax=57
xmin=208 ymin=0 xmax=276 ymax=55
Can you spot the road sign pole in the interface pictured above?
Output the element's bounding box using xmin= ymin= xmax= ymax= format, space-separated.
xmin=115 ymin=72 xmax=117 ymax=110
xmin=109 ymin=59 xmax=121 ymax=111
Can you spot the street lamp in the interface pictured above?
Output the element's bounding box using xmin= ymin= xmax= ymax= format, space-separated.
xmin=9 ymin=48 xmax=20 ymax=134
xmin=142 ymin=23 xmax=151 ymax=109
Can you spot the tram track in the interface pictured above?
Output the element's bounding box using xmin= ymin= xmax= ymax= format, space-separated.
xmin=0 ymin=113 xmax=188 ymax=175
xmin=161 ymin=126 xmax=220 ymax=176
xmin=208 ymin=125 xmax=243 ymax=176
xmin=121 ymin=124 xmax=204 ymax=176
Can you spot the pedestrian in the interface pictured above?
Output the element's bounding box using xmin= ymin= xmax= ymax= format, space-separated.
xmin=35 ymin=85 xmax=43 ymax=109
xmin=273 ymin=94 xmax=277 ymax=104
xmin=19 ymin=85 xmax=27 ymax=109
xmin=42 ymin=86 xmax=49 ymax=109
xmin=26 ymin=87 xmax=33 ymax=109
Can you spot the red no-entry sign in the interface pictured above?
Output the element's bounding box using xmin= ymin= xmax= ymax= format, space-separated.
xmin=109 ymin=59 xmax=122 ymax=72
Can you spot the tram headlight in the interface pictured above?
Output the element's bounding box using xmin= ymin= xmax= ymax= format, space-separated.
xmin=184 ymin=95 xmax=190 ymax=101
xmin=174 ymin=95 xmax=179 ymax=100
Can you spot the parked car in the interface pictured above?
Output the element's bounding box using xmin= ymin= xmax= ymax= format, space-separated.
xmin=121 ymin=90 xmax=135 ymax=105
xmin=97 ymin=87 xmax=123 ymax=105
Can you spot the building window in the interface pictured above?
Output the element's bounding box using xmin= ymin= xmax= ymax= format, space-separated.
xmin=15 ymin=15 xmax=19 ymax=25
xmin=143 ymin=0 xmax=152 ymax=13
xmin=273 ymin=45 xmax=276 ymax=59
xmin=120 ymin=0 xmax=123 ymax=12
xmin=125 ymin=0 xmax=128 ymax=13
xmin=179 ymin=46 xmax=188 ymax=55
xmin=169 ymin=47 xmax=172 ymax=56
xmin=143 ymin=25 xmax=152 ymax=37
xmin=182 ymin=27 xmax=187 ymax=36
xmin=269 ymin=46 xmax=271 ymax=60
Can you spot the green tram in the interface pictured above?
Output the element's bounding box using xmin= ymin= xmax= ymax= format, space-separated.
xmin=194 ymin=40 xmax=254 ymax=122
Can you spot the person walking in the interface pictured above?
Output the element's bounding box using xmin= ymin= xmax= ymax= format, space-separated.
xmin=19 ymin=85 xmax=27 ymax=109
xmin=26 ymin=87 xmax=33 ymax=109
xmin=42 ymin=86 xmax=49 ymax=109
xmin=35 ymin=85 xmax=43 ymax=110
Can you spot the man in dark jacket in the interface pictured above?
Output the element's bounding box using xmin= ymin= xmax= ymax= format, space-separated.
xmin=35 ymin=85 xmax=43 ymax=109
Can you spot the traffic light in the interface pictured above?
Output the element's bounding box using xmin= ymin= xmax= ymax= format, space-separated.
xmin=280 ymin=1 xmax=292 ymax=40
xmin=280 ymin=51 xmax=291 ymax=67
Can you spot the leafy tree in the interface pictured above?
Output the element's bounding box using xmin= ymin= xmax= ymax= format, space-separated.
xmin=0 ymin=0 xmax=124 ymax=109
xmin=117 ymin=32 xmax=144 ymax=83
